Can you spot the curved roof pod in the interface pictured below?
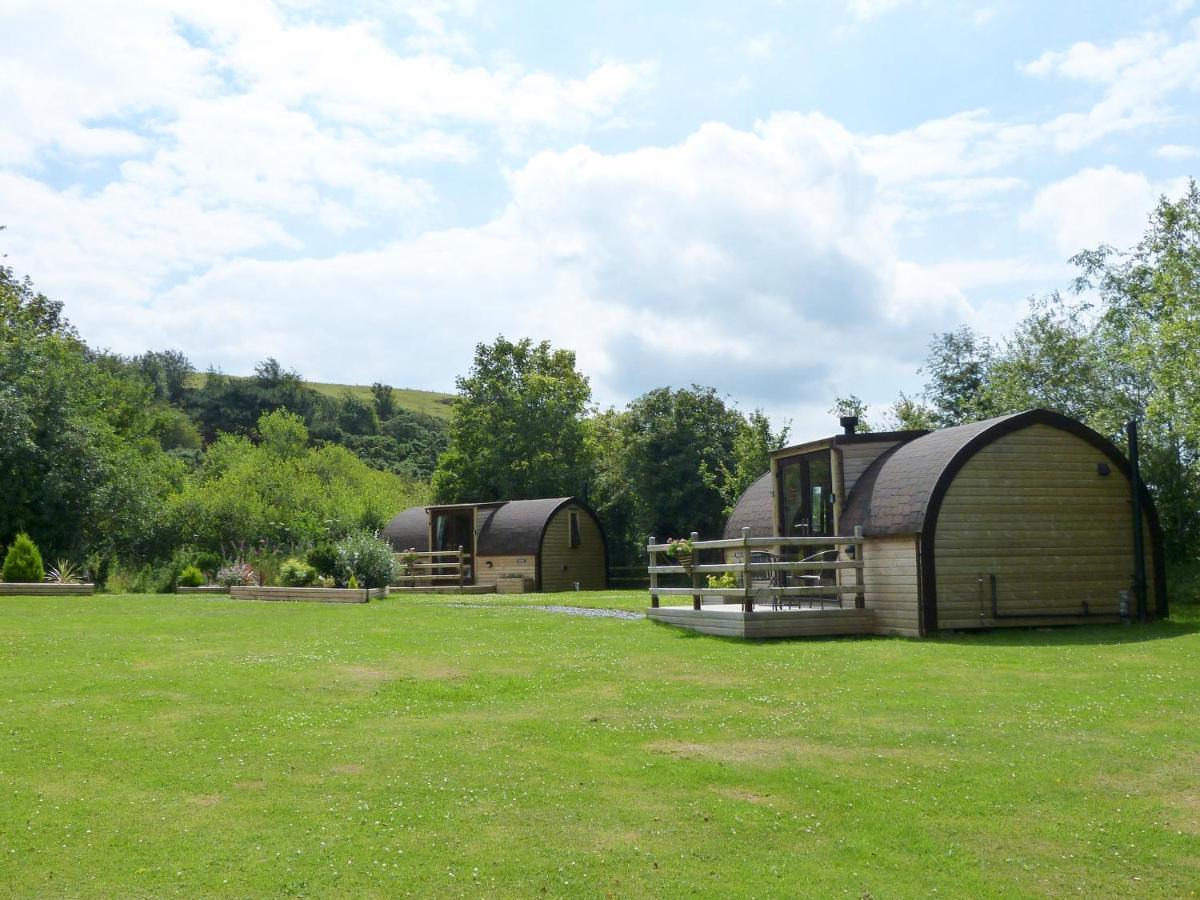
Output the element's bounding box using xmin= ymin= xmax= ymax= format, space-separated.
xmin=475 ymin=498 xmax=581 ymax=556
xmin=384 ymin=506 xmax=432 ymax=551
xmin=721 ymin=472 xmax=775 ymax=539
xmin=839 ymin=408 xmax=1167 ymax=629
xmin=383 ymin=497 xmax=604 ymax=558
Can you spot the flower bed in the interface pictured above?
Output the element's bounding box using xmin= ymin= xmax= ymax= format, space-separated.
xmin=0 ymin=583 xmax=95 ymax=596
xmin=229 ymin=586 xmax=387 ymax=603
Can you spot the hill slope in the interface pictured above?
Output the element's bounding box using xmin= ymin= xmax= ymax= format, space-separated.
xmin=187 ymin=373 xmax=455 ymax=421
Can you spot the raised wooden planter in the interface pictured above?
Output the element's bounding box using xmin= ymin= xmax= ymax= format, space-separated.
xmin=229 ymin=585 xmax=387 ymax=603
xmin=0 ymin=583 xmax=95 ymax=596
xmin=178 ymin=585 xmax=230 ymax=595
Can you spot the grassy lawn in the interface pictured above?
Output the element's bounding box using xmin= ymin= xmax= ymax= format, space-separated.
xmin=1 ymin=592 xmax=1197 ymax=898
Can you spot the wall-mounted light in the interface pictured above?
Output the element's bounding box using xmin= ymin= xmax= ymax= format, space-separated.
xmin=485 ymin=560 xmax=494 ymax=568
xmin=1097 ymin=463 xmax=1110 ymax=476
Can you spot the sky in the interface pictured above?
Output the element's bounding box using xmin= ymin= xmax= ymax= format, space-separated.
xmin=1 ymin=0 xmax=1198 ymax=441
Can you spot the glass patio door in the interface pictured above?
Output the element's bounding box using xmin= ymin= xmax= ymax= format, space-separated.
xmin=777 ymin=451 xmax=834 ymax=538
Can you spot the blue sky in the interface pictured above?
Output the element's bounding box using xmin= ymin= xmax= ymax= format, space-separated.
xmin=1 ymin=0 xmax=1197 ymax=438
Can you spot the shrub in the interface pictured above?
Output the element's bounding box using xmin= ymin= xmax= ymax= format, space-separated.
xmin=46 ymin=559 xmax=83 ymax=585
xmin=307 ymin=543 xmax=338 ymax=579
xmin=347 ymin=574 xmax=360 ymax=589
xmin=178 ymin=565 xmax=205 ymax=587
xmin=333 ymin=531 xmax=396 ymax=589
xmin=215 ymin=562 xmax=258 ymax=587
xmin=2 ymin=533 xmax=44 ymax=583
xmin=279 ymin=557 xmax=317 ymax=587
xmin=706 ymin=571 xmax=737 ymax=589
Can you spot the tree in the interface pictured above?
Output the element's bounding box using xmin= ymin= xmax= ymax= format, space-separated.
xmin=1070 ymin=180 xmax=1200 ymax=560
xmin=2 ymin=533 xmax=44 ymax=583
xmin=133 ymin=350 xmax=193 ymax=405
xmin=186 ymin=359 xmax=322 ymax=441
xmin=621 ymin=385 xmax=745 ymax=541
xmin=704 ymin=409 xmax=790 ymax=518
xmin=258 ymin=409 xmax=308 ymax=460
xmin=335 ymin=392 xmax=380 ymax=436
xmin=920 ymin=326 xmax=995 ymax=427
xmin=0 ymin=263 xmax=182 ymax=561
xmin=371 ymin=383 xmax=396 ymax=420
xmin=432 ymin=337 xmax=592 ymax=502
xmin=887 ymin=392 xmax=937 ymax=431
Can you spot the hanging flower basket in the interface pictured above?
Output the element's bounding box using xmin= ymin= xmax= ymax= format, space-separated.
xmin=665 ymin=537 xmax=695 ymax=572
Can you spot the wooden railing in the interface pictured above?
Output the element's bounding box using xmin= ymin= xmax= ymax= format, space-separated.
xmin=647 ymin=527 xmax=865 ymax=612
xmin=393 ymin=547 xmax=470 ymax=589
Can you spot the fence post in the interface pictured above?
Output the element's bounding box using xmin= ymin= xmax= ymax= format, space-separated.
xmin=742 ymin=527 xmax=753 ymax=613
xmin=457 ymin=545 xmax=464 ymax=589
xmin=648 ymin=535 xmax=659 ymax=608
xmin=853 ymin=526 xmax=865 ymax=609
xmin=690 ymin=531 xmax=701 ymax=610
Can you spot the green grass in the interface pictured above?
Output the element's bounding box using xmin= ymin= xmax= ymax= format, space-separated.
xmin=1 ymin=592 xmax=1198 ymax=898
xmin=184 ymin=373 xmax=455 ymax=421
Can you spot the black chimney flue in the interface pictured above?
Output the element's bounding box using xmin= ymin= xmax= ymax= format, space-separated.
xmin=840 ymin=415 xmax=859 ymax=436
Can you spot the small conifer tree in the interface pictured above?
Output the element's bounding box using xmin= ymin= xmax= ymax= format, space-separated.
xmin=2 ymin=533 xmax=45 ymax=583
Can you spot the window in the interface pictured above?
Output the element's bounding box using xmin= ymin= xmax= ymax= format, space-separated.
xmin=569 ymin=511 xmax=582 ymax=548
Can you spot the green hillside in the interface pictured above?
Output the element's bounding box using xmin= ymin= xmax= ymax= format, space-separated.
xmin=187 ymin=373 xmax=455 ymax=421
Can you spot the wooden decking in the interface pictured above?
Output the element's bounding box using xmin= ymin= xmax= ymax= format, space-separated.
xmin=648 ymin=604 xmax=875 ymax=638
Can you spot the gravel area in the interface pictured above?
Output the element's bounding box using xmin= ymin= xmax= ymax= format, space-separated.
xmin=447 ymin=602 xmax=643 ymax=620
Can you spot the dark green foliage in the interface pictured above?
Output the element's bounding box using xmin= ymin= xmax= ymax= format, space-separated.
xmin=185 ymin=359 xmax=323 ymax=442
xmin=432 ymin=337 xmax=591 ymax=502
xmin=132 ymin=350 xmax=193 ymax=405
xmin=371 ymin=383 xmax=396 ymax=420
xmin=335 ymin=392 xmax=380 ymax=436
xmin=3 ymin=533 xmax=44 ymax=583
xmin=306 ymin=543 xmax=338 ymax=579
xmin=622 ymin=386 xmax=745 ymax=545
xmin=0 ymin=263 xmax=183 ymax=562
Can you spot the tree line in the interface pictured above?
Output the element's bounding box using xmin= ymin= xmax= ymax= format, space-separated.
xmin=431 ymin=183 xmax=1200 ymax=571
xmin=2 ymin=181 xmax=1195 ymax=586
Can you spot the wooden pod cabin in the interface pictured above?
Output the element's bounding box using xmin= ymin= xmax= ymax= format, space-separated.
xmin=722 ymin=409 xmax=1166 ymax=637
xmin=384 ymin=498 xmax=607 ymax=592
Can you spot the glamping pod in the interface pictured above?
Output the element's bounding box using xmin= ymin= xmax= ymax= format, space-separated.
xmin=384 ymin=498 xmax=607 ymax=592
xmin=716 ymin=409 xmax=1166 ymax=637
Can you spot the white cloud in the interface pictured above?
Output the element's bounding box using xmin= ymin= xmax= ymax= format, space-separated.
xmin=1157 ymin=143 xmax=1199 ymax=159
xmin=16 ymin=114 xmax=968 ymax=420
xmin=0 ymin=0 xmax=653 ymax=181
xmin=1022 ymin=33 xmax=1168 ymax=82
xmin=846 ymin=0 xmax=912 ymax=24
xmin=740 ymin=35 xmax=775 ymax=59
xmin=1022 ymin=165 xmax=1190 ymax=257
xmin=1023 ymin=22 xmax=1200 ymax=151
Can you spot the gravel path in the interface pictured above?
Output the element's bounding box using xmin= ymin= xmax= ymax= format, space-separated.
xmin=447 ymin=602 xmax=643 ymax=620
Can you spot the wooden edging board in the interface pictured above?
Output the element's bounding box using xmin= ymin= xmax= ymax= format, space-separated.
xmin=0 ymin=583 xmax=95 ymax=596
xmin=229 ymin=586 xmax=387 ymax=603
xmin=177 ymin=585 xmax=230 ymax=595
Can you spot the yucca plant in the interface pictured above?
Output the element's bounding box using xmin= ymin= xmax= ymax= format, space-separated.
xmin=45 ymin=558 xmax=82 ymax=584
